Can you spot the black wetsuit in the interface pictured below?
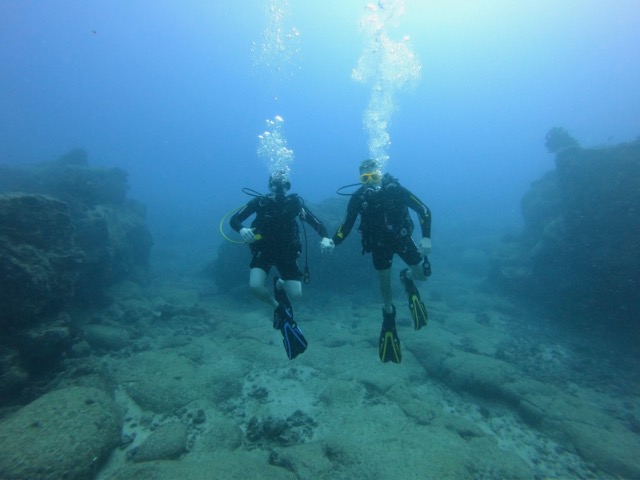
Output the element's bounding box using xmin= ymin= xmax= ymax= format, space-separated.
xmin=230 ymin=194 xmax=328 ymax=280
xmin=332 ymin=174 xmax=431 ymax=270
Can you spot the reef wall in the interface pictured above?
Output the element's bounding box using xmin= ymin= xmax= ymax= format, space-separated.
xmin=490 ymin=129 xmax=640 ymax=333
xmin=0 ymin=149 xmax=153 ymax=400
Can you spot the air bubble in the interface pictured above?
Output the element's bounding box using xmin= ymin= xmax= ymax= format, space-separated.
xmin=353 ymin=0 xmax=421 ymax=171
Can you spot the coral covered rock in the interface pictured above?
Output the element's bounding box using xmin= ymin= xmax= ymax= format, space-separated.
xmin=0 ymin=150 xmax=153 ymax=401
xmin=0 ymin=193 xmax=84 ymax=327
xmin=491 ymin=130 xmax=640 ymax=331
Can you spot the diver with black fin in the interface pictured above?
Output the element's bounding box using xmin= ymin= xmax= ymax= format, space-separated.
xmin=332 ymin=159 xmax=432 ymax=363
xmin=230 ymin=172 xmax=334 ymax=360
xmin=379 ymin=304 xmax=401 ymax=363
xmin=400 ymin=254 xmax=431 ymax=330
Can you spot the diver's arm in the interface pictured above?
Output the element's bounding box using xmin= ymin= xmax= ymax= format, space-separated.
xmin=229 ymin=199 xmax=258 ymax=232
xmin=332 ymin=195 xmax=360 ymax=246
xmin=403 ymin=187 xmax=432 ymax=238
xmin=301 ymin=206 xmax=329 ymax=238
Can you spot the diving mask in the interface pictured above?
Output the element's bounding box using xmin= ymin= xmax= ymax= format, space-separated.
xmin=360 ymin=172 xmax=382 ymax=184
xmin=269 ymin=174 xmax=291 ymax=197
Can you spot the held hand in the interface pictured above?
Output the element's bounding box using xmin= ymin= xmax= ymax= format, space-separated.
xmin=420 ymin=237 xmax=432 ymax=255
xmin=240 ymin=227 xmax=256 ymax=243
xmin=320 ymin=237 xmax=335 ymax=254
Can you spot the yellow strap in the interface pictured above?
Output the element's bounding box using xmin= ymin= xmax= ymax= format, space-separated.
xmin=218 ymin=206 xmax=245 ymax=244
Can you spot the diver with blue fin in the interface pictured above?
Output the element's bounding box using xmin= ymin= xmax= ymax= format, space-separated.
xmin=230 ymin=172 xmax=334 ymax=360
xmin=272 ymin=275 xmax=307 ymax=360
xmin=332 ymin=159 xmax=432 ymax=363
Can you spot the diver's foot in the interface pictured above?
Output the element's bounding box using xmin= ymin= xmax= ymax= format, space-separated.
xmin=379 ymin=305 xmax=401 ymax=363
xmin=399 ymin=268 xmax=413 ymax=290
xmin=273 ymin=276 xmax=293 ymax=329
xmin=400 ymin=268 xmax=428 ymax=330
xmin=282 ymin=320 xmax=308 ymax=360
xmin=274 ymin=302 xmax=293 ymax=330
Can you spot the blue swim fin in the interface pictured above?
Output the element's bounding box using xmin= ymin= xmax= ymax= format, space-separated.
xmin=273 ymin=276 xmax=307 ymax=359
xmin=282 ymin=320 xmax=308 ymax=360
xmin=273 ymin=276 xmax=293 ymax=330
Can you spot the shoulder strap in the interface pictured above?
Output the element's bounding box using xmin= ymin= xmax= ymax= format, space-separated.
xmin=382 ymin=173 xmax=400 ymax=189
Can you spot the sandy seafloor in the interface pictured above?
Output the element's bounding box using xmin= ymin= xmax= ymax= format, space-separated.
xmin=88 ymin=256 xmax=640 ymax=480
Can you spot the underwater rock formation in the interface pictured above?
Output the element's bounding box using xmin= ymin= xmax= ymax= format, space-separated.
xmin=0 ymin=386 xmax=121 ymax=480
xmin=0 ymin=149 xmax=153 ymax=401
xmin=0 ymin=193 xmax=84 ymax=326
xmin=0 ymin=149 xmax=152 ymax=304
xmin=491 ymin=129 xmax=640 ymax=332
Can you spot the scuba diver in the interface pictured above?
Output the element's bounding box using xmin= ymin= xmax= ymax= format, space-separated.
xmin=230 ymin=172 xmax=335 ymax=360
xmin=332 ymin=159 xmax=432 ymax=364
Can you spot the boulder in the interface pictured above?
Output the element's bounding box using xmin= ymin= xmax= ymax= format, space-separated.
xmin=83 ymin=324 xmax=131 ymax=351
xmin=129 ymin=421 xmax=188 ymax=462
xmin=0 ymin=386 xmax=121 ymax=480
xmin=107 ymin=349 xmax=225 ymax=413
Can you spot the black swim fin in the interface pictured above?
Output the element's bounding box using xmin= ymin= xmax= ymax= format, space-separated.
xmin=282 ymin=320 xmax=308 ymax=360
xmin=378 ymin=305 xmax=401 ymax=363
xmin=400 ymin=268 xmax=428 ymax=330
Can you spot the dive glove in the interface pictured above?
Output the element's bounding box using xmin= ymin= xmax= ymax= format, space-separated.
xmin=320 ymin=237 xmax=335 ymax=253
xmin=421 ymin=237 xmax=432 ymax=255
xmin=240 ymin=227 xmax=256 ymax=243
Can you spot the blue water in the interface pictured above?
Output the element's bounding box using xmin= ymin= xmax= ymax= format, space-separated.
xmin=1 ymin=0 xmax=639 ymax=264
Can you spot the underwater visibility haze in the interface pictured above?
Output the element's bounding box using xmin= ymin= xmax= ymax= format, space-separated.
xmin=2 ymin=0 xmax=638 ymax=247
xmin=1 ymin=1 xmax=640 ymax=479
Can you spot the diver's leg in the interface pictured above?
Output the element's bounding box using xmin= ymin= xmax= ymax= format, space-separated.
xmin=249 ymin=268 xmax=278 ymax=308
xmin=400 ymin=258 xmax=428 ymax=330
xmin=402 ymin=263 xmax=428 ymax=330
xmin=278 ymin=278 xmax=307 ymax=359
xmin=274 ymin=261 xmax=307 ymax=359
xmin=377 ymin=268 xmax=394 ymax=313
xmin=377 ymin=268 xmax=401 ymax=363
xmin=372 ymin=244 xmax=394 ymax=313
xmin=373 ymin=248 xmax=401 ymax=362
xmin=397 ymin=237 xmax=428 ymax=329
xmin=283 ymin=280 xmax=302 ymax=302
xmin=277 ymin=254 xmax=303 ymax=305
